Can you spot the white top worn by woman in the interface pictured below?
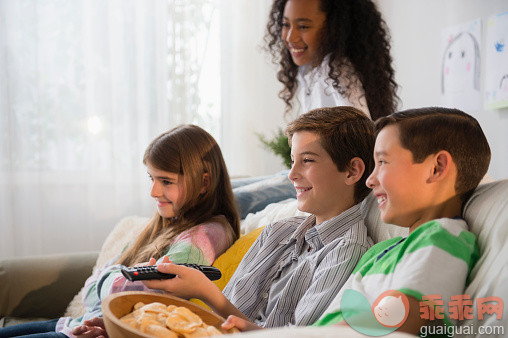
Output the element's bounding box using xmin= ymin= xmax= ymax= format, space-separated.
xmin=296 ymin=56 xmax=370 ymax=118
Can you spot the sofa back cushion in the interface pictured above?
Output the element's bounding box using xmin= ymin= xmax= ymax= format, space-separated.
xmin=359 ymin=192 xmax=409 ymax=242
xmin=459 ymin=180 xmax=508 ymax=330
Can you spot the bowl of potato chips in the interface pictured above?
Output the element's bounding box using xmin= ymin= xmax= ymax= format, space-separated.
xmin=102 ymin=291 xmax=238 ymax=338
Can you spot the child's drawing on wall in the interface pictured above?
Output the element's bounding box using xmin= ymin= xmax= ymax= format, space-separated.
xmin=485 ymin=11 xmax=508 ymax=110
xmin=441 ymin=18 xmax=482 ymax=111
xmin=442 ymin=32 xmax=481 ymax=94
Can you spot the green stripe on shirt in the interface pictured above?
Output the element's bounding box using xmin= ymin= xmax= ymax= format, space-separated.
xmin=359 ymin=220 xmax=476 ymax=277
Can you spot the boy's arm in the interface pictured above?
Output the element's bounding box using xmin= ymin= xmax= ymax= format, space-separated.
xmin=334 ymin=295 xmax=428 ymax=335
xmin=398 ymin=295 xmax=429 ymax=335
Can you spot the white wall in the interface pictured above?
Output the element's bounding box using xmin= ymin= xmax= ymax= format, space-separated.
xmin=376 ymin=0 xmax=508 ymax=180
xmin=219 ymin=0 xmax=289 ymax=178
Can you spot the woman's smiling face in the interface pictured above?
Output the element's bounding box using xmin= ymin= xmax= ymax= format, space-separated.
xmin=281 ymin=0 xmax=326 ymax=66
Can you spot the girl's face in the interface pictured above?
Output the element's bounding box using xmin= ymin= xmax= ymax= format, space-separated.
xmin=147 ymin=163 xmax=186 ymax=219
xmin=281 ymin=0 xmax=326 ymax=67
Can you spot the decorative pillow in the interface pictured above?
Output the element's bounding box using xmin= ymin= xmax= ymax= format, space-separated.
xmin=241 ymin=198 xmax=308 ymax=235
xmin=460 ymin=180 xmax=508 ymax=331
xmin=233 ymin=174 xmax=296 ymax=219
xmin=212 ymin=226 xmax=265 ymax=290
xmin=190 ymin=226 xmax=266 ymax=310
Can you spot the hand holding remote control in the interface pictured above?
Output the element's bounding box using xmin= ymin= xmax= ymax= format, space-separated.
xmin=121 ymin=263 xmax=221 ymax=282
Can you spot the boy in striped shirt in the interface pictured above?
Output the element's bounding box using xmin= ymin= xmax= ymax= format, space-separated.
xmin=314 ymin=107 xmax=490 ymax=335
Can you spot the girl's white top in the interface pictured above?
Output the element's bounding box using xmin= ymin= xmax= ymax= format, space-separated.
xmin=296 ymin=56 xmax=370 ymax=118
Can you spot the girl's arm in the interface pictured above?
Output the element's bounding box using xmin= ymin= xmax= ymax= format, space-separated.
xmin=90 ymin=220 xmax=232 ymax=304
xmin=143 ymin=260 xmax=251 ymax=322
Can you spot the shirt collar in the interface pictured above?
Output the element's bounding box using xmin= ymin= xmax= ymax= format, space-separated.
xmin=286 ymin=202 xmax=363 ymax=246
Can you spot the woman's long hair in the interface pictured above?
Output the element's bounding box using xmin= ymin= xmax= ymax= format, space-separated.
xmin=265 ymin=0 xmax=399 ymax=120
xmin=117 ymin=125 xmax=240 ymax=266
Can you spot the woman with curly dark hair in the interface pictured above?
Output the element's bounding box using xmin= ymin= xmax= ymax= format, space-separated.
xmin=265 ymin=0 xmax=399 ymax=120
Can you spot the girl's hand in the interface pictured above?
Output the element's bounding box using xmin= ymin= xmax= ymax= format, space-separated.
xmin=221 ymin=315 xmax=262 ymax=332
xmin=142 ymin=257 xmax=214 ymax=300
xmin=72 ymin=317 xmax=108 ymax=338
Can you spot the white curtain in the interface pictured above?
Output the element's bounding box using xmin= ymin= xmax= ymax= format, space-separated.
xmin=0 ymin=0 xmax=219 ymax=257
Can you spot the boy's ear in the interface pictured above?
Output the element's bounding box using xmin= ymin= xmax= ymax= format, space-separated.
xmin=427 ymin=150 xmax=453 ymax=183
xmin=345 ymin=157 xmax=365 ymax=186
xmin=200 ymin=173 xmax=210 ymax=194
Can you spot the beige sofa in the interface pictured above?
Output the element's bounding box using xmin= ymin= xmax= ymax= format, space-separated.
xmin=1 ymin=180 xmax=506 ymax=337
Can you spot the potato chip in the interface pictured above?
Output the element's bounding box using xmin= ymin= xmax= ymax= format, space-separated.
xmin=139 ymin=318 xmax=163 ymax=332
xmin=182 ymin=326 xmax=210 ymax=337
xmin=120 ymin=316 xmax=139 ymax=329
xmin=205 ymin=324 xmax=223 ymax=336
xmin=141 ymin=302 xmax=171 ymax=314
xmin=172 ymin=307 xmax=203 ymax=325
xmin=144 ymin=324 xmax=180 ymax=338
xmin=156 ymin=312 xmax=170 ymax=325
xmin=137 ymin=311 xmax=158 ymax=323
xmin=165 ymin=312 xmax=200 ymax=333
xmin=134 ymin=302 xmax=146 ymax=310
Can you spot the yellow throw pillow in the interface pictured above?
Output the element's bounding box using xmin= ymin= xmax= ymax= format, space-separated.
xmin=190 ymin=226 xmax=265 ymax=310
xmin=212 ymin=226 xmax=265 ymax=290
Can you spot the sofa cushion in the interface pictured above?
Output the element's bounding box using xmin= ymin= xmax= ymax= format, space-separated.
xmin=241 ymin=198 xmax=308 ymax=235
xmin=0 ymin=251 xmax=98 ymax=323
xmin=459 ymin=180 xmax=508 ymax=330
xmin=233 ymin=174 xmax=296 ymax=220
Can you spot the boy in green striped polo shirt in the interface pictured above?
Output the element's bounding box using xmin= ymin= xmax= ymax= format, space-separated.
xmin=314 ymin=107 xmax=491 ymax=335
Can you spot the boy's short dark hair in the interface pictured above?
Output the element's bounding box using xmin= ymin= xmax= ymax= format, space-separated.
xmin=375 ymin=107 xmax=491 ymax=202
xmin=285 ymin=106 xmax=375 ymax=204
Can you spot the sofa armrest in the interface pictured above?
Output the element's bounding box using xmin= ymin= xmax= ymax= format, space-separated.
xmin=0 ymin=251 xmax=98 ymax=320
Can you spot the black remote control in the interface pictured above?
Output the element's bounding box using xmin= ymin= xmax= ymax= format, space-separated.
xmin=121 ymin=264 xmax=222 ymax=282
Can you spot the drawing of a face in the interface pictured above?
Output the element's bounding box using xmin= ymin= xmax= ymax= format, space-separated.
xmin=442 ymin=32 xmax=480 ymax=94
xmin=372 ymin=292 xmax=409 ymax=328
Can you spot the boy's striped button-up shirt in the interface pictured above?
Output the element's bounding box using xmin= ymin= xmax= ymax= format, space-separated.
xmin=222 ymin=203 xmax=373 ymax=328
